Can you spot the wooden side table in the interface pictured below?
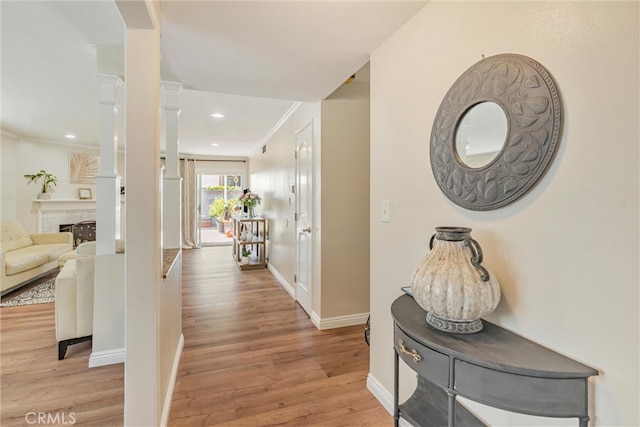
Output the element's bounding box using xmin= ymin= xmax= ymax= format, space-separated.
xmin=232 ymin=216 xmax=266 ymax=270
xmin=392 ymin=295 xmax=598 ymax=427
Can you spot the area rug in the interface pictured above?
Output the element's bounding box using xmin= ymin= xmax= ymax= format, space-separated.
xmin=0 ymin=277 xmax=55 ymax=307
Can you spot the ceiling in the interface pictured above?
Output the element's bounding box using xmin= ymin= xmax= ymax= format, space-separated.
xmin=1 ymin=1 xmax=426 ymax=157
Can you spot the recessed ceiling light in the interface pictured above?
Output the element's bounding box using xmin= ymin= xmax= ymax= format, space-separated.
xmin=210 ymin=113 xmax=225 ymax=118
xmin=211 ymin=143 xmax=219 ymax=147
xmin=64 ymin=133 xmax=77 ymax=140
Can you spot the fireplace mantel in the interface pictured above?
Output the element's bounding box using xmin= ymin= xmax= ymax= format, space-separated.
xmin=34 ymin=199 xmax=96 ymax=209
xmin=34 ymin=199 xmax=96 ymax=232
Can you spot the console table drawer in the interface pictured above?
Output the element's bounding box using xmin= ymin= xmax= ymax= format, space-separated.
xmin=454 ymin=360 xmax=589 ymax=417
xmin=394 ymin=325 xmax=449 ymax=387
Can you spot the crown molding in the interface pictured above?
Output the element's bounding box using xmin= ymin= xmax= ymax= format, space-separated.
xmin=248 ymin=101 xmax=302 ymax=158
xmin=14 ymin=134 xmax=101 ymax=152
xmin=1 ymin=129 xmax=19 ymax=140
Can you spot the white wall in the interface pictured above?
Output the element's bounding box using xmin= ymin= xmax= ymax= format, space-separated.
xmin=369 ymin=2 xmax=639 ymax=426
xmin=250 ymin=86 xmax=370 ymax=326
xmin=249 ymin=102 xmax=320 ymax=295
xmin=320 ymin=80 xmax=370 ymax=319
xmin=1 ymin=137 xmax=124 ymax=231
xmin=0 ymin=133 xmax=18 ymax=222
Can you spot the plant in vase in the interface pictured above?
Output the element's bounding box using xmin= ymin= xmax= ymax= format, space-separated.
xmin=239 ymin=192 xmax=262 ymax=218
xmin=241 ymin=247 xmax=252 ymax=265
xmin=24 ymin=170 xmax=58 ymax=199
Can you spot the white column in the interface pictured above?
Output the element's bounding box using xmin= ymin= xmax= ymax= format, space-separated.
xmin=95 ymin=74 xmax=123 ymax=255
xmin=92 ymin=74 xmax=126 ymax=369
xmin=124 ymin=26 xmax=161 ymax=424
xmin=161 ymin=81 xmax=182 ymax=249
xmin=118 ymin=4 xmax=162 ymax=425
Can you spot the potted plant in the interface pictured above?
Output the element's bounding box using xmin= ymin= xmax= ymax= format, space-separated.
xmin=241 ymin=247 xmax=251 ymax=265
xmin=210 ymin=198 xmax=240 ymax=233
xmin=209 ymin=198 xmax=226 ymax=231
xmin=24 ymin=169 xmax=58 ymax=199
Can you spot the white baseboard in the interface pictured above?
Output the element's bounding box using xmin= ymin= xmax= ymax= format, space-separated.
xmin=266 ymin=264 xmax=368 ymax=331
xmin=160 ymin=333 xmax=184 ymax=427
xmin=367 ymin=373 xmax=412 ymax=427
xmin=311 ymin=311 xmax=321 ymax=329
xmin=311 ymin=311 xmax=369 ymax=330
xmin=367 ymin=373 xmax=394 ymax=414
xmin=88 ymin=347 xmax=125 ymax=368
xmin=267 ymin=263 xmax=295 ymax=299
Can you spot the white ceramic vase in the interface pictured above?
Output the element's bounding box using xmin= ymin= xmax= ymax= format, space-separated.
xmin=410 ymin=227 xmax=501 ymax=334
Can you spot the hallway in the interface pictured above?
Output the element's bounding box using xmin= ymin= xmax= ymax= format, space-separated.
xmin=1 ymin=247 xmax=389 ymax=426
xmin=170 ymin=246 xmax=389 ymax=425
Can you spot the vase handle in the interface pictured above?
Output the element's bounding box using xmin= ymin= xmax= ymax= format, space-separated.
xmin=464 ymin=238 xmax=490 ymax=282
xmin=429 ymin=233 xmax=437 ymax=250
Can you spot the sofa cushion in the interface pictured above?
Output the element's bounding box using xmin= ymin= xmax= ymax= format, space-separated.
xmin=4 ymin=251 xmax=49 ymax=276
xmin=57 ymin=250 xmax=77 ymax=268
xmin=1 ymin=222 xmax=33 ymax=252
xmin=4 ymin=243 xmax=71 ymax=276
xmin=38 ymin=243 xmax=76 ymax=262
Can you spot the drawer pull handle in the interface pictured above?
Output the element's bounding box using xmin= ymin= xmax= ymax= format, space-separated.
xmin=398 ymin=339 xmax=422 ymax=363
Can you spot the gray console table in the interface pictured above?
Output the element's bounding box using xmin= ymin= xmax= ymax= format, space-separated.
xmin=392 ymin=295 xmax=598 ymax=427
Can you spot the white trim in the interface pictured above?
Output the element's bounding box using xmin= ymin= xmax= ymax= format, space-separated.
xmin=267 ymin=263 xmax=295 ymax=299
xmin=1 ymin=129 xmax=18 ymax=140
xmin=248 ymin=101 xmax=302 ymax=158
xmin=160 ymin=333 xmax=184 ymax=427
xmin=367 ymin=373 xmax=393 ymax=414
xmin=311 ymin=311 xmax=321 ymax=329
xmin=18 ymin=135 xmax=102 ymax=151
xmin=260 ymin=102 xmax=302 ymax=146
xmin=311 ymin=312 xmax=369 ymax=330
xmin=88 ymin=347 xmax=125 ymax=368
xmin=366 ymin=373 xmax=412 ymax=427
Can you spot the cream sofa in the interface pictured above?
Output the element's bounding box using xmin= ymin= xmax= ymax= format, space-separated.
xmin=1 ymin=221 xmax=73 ymax=295
xmin=55 ymin=241 xmax=95 ymax=359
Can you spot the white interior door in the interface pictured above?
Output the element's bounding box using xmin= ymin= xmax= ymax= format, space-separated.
xmin=295 ymin=123 xmax=313 ymax=316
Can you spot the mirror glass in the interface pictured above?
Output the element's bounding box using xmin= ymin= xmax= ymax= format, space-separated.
xmin=455 ymin=102 xmax=507 ymax=168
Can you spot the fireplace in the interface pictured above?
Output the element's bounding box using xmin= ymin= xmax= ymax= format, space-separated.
xmin=35 ymin=199 xmax=96 ymax=233
xmin=59 ymin=221 xmax=97 ymax=248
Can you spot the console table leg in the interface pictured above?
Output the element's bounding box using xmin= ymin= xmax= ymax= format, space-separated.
xmin=447 ymin=391 xmax=456 ymax=427
xmin=579 ymin=416 xmax=590 ymax=427
xmin=394 ymin=350 xmax=399 ymax=427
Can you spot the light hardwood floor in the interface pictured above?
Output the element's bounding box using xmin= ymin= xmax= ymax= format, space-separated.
xmin=1 ymin=246 xmax=391 ymax=426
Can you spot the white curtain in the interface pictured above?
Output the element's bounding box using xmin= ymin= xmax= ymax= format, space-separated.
xmin=180 ymin=158 xmax=200 ymax=248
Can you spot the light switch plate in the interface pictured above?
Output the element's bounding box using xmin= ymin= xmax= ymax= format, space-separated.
xmin=381 ymin=200 xmax=390 ymax=223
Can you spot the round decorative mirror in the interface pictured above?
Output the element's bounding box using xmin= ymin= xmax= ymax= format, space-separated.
xmin=430 ymin=54 xmax=562 ymax=210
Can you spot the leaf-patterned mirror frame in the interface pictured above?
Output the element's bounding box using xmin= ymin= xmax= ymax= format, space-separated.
xmin=430 ymin=53 xmax=562 ymax=210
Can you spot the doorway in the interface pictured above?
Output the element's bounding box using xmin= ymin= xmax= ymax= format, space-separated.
xmin=198 ymin=173 xmax=244 ymax=246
